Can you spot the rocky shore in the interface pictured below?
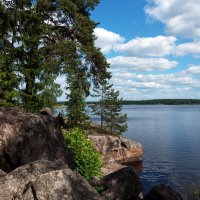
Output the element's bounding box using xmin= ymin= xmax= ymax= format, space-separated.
xmin=0 ymin=106 xmax=183 ymax=200
xmin=88 ymin=134 xmax=142 ymax=175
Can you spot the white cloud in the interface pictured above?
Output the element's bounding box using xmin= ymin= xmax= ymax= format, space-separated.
xmin=108 ymin=56 xmax=178 ymax=71
xmin=94 ymin=28 xmax=125 ymax=54
xmin=174 ymin=41 xmax=200 ymax=56
xmin=108 ymin=63 xmax=200 ymax=99
xmin=145 ymin=0 xmax=200 ymax=39
xmin=114 ymin=35 xmax=176 ymax=57
xmin=95 ymin=27 xmax=200 ymax=57
xmin=182 ymin=65 xmax=200 ymax=75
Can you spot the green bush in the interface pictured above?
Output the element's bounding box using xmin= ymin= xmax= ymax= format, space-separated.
xmin=62 ymin=128 xmax=103 ymax=180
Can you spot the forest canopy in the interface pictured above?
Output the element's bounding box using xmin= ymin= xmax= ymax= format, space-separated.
xmin=0 ymin=0 xmax=127 ymax=135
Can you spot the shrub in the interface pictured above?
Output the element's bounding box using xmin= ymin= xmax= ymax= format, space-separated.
xmin=62 ymin=128 xmax=103 ymax=180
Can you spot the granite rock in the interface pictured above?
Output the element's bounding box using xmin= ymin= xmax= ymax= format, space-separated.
xmin=0 ymin=106 xmax=73 ymax=172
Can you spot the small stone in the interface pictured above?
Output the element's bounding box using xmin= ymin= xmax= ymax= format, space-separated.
xmin=0 ymin=169 xmax=6 ymax=177
xmin=40 ymin=107 xmax=53 ymax=116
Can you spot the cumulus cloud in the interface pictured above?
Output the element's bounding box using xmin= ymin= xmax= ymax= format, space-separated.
xmin=94 ymin=28 xmax=125 ymax=54
xmin=108 ymin=56 xmax=178 ymax=71
xmin=182 ymin=65 xmax=200 ymax=75
xmin=145 ymin=0 xmax=200 ymax=39
xmin=95 ymin=27 xmax=200 ymax=57
xmin=174 ymin=41 xmax=200 ymax=56
xmin=114 ymin=35 xmax=177 ymax=57
xmin=108 ymin=64 xmax=200 ymax=99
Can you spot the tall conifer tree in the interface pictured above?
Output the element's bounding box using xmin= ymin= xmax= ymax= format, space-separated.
xmin=0 ymin=0 xmax=110 ymax=112
xmin=91 ymin=79 xmax=127 ymax=135
xmin=103 ymin=86 xmax=128 ymax=135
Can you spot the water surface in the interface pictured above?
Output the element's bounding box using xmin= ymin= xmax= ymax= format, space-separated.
xmin=122 ymin=105 xmax=200 ymax=198
xmin=55 ymin=105 xmax=200 ymax=198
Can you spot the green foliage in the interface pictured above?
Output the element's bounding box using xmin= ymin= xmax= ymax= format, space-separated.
xmin=0 ymin=48 xmax=20 ymax=105
xmin=66 ymin=88 xmax=89 ymax=128
xmin=90 ymin=80 xmax=112 ymax=129
xmin=66 ymin=64 xmax=89 ymax=128
xmin=0 ymin=0 xmax=63 ymax=111
xmin=0 ymin=0 xmax=110 ymax=112
xmin=62 ymin=128 xmax=102 ymax=180
xmin=103 ymin=87 xmax=128 ymax=135
xmin=0 ymin=101 xmax=16 ymax=107
xmin=91 ymin=80 xmax=127 ymax=135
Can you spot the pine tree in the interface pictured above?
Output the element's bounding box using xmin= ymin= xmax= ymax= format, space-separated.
xmin=0 ymin=0 xmax=110 ymax=111
xmin=0 ymin=0 xmax=63 ymax=111
xmin=90 ymin=79 xmax=112 ymax=129
xmin=0 ymin=46 xmax=20 ymax=105
xmin=103 ymin=87 xmax=128 ymax=135
xmin=0 ymin=2 xmax=20 ymax=106
xmin=66 ymin=63 xmax=89 ymax=128
xmin=91 ymin=79 xmax=127 ymax=135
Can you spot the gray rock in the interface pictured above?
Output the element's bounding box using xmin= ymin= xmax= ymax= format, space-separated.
xmin=0 ymin=159 xmax=102 ymax=200
xmin=0 ymin=106 xmax=74 ymax=172
xmin=40 ymin=107 xmax=53 ymax=116
xmin=90 ymin=176 xmax=104 ymax=187
xmin=0 ymin=169 xmax=6 ymax=177
xmin=101 ymin=167 xmax=143 ymax=200
xmin=88 ymin=134 xmax=142 ymax=165
xmin=143 ymin=184 xmax=183 ymax=200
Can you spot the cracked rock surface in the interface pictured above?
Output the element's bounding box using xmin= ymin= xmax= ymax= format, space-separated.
xmin=0 ymin=159 xmax=102 ymax=200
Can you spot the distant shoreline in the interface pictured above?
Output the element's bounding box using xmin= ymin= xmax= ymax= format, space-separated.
xmin=56 ymin=99 xmax=200 ymax=106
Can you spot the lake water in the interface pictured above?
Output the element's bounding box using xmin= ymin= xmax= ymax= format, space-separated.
xmin=121 ymin=105 xmax=200 ymax=198
xmin=55 ymin=105 xmax=200 ymax=198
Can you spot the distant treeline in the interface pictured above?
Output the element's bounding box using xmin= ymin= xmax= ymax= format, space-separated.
xmin=122 ymin=99 xmax=200 ymax=105
xmin=57 ymin=99 xmax=200 ymax=106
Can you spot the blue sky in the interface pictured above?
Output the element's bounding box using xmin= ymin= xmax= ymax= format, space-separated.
xmin=57 ymin=0 xmax=200 ymax=101
xmin=89 ymin=0 xmax=200 ymax=100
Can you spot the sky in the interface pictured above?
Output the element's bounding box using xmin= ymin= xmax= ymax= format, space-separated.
xmin=57 ymin=0 xmax=200 ymax=101
xmin=90 ymin=0 xmax=200 ymax=100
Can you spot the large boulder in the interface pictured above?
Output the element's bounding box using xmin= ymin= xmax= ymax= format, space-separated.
xmin=0 ymin=106 xmax=73 ymax=172
xmin=101 ymin=167 xmax=143 ymax=200
xmin=88 ymin=134 xmax=142 ymax=164
xmin=143 ymin=184 xmax=183 ymax=200
xmin=0 ymin=159 xmax=102 ymax=200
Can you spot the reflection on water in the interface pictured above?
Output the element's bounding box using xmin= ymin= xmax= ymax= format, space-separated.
xmin=123 ymin=105 xmax=200 ymax=198
xmin=125 ymin=161 xmax=143 ymax=174
xmin=55 ymin=105 xmax=200 ymax=198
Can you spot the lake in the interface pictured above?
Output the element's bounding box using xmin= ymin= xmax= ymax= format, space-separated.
xmin=55 ymin=105 xmax=200 ymax=198
xmin=122 ymin=105 xmax=200 ymax=198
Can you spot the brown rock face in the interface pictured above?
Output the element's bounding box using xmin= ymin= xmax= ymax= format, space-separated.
xmin=0 ymin=159 xmax=102 ymax=200
xmin=143 ymin=184 xmax=183 ymax=200
xmin=101 ymin=167 xmax=143 ymax=200
xmin=88 ymin=134 xmax=142 ymax=164
xmin=0 ymin=169 xmax=6 ymax=177
xmin=40 ymin=107 xmax=53 ymax=116
xmin=0 ymin=107 xmax=73 ymax=172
